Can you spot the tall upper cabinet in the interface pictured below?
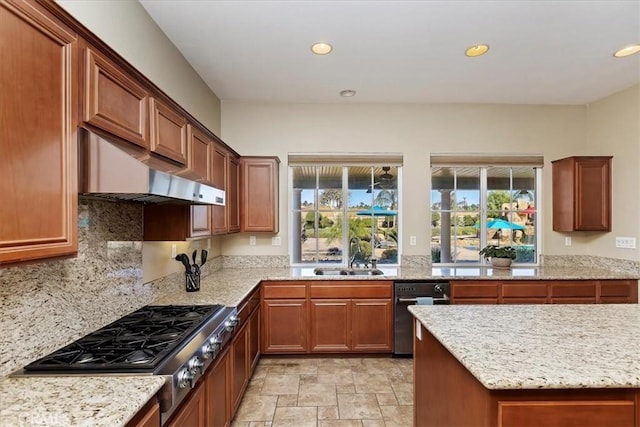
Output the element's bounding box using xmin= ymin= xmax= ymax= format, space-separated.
xmin=240 ymin=157 xmax=280 ymax=233
xmin=552 ymin=156 xmax=612 ymax=232
xmin=0 ymin=0 xmax=79 ymax=265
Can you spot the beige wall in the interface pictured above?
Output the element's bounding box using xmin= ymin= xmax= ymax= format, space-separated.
xmin=221 ymin=102 xmax=594 ymax=260
xmin=57 ymin=0 xmax=221 ymax=135
xmin=582 ymin=84 xmax=640 ymax=261
xmin=56 ymin=0 xmax=223 ymax=281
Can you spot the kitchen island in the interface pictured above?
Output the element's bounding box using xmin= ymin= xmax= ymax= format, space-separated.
xmin=409 ymin=304 xmax=640 ymax=427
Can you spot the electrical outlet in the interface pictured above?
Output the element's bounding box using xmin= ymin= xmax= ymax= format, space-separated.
xmin=409 ymin=236 xmax=417 ymax=246
xmin=564 ymin=237 xmax=572 ymax=246
xmin=249 ymin=236 xmax=256 ymax=246
xmin=272 ymin=236 xmax=281 ymax=246
xmin=171 ymin=244 xmax=177 ymax=259
xmin=616 ymin=237 xmax=637 ymax=249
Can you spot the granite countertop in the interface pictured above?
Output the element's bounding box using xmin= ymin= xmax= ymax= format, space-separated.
xmin=409 ymin=304 xmax=640 ymax=390
xmin=154 ymin=265 xmax=639 ymax=308
xmin=0 ymin=375 xmax=165 ymax=427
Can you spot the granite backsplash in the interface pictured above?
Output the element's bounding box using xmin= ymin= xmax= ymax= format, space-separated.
xmin=0 ymin=200 xmax=181 ymax=377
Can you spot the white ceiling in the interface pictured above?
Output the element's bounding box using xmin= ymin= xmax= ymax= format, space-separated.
xmin=140 ymin=0 xmax=640 ymax=105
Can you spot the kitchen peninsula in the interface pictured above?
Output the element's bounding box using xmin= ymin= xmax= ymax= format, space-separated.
xmin=409 ymin=304 xmax=640 ymax=427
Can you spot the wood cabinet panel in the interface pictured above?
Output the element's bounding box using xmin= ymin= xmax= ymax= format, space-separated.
xmin=600 ymin=280 xmax=635 ymax=297
xmin=351 ymin=299 xmax=393 ymax=352
xmin=453 ymin=298 xmax=499 ymax=305
xmin=190 ymin=206 xmax=212 ymax=238
xmin=150 ymin=98 xmax=188 ymax=165
xmin=502 ymin=298 xmax=548 ymax=304
xmin=240 ymin=157 xmax=279 ymax=232
xmin=248 ymin=305 xmax=260 ymax=372
xmin=126 ymin=399 xmax=160 ymax=427
xmin=230 ymin=321 xmax=248 ymax=415
xmin=309 ymin=283 xmax=392 ymax=299
xmin=227 ymin=155 xmax=241 ymax=233
xmin=310 ymin=299 xmax=351 ymax=352
xmin=262 ymin=283 xmax=307 ymax=299
xmin=205 ymin=348 xmax=230 ymax=427
xmin=84 ymin=46 xmax=148 ymax=148
xmin=550 ymin=282 xmax=596 ymax=298
xmin=143 ymin=205 xmax=207 ymax=241
xmin=211 ymin=144 xmax=228 ymax=235
xmin=0 ymin=0 xmax=78 ymax=265
xmin=262 ymin=299 xmax=308 ymax=353
xmin=550 ymin=297 xmax=597 ymax=304
xmin=166 ymin=378 xmax=206 ymax=427
xmin=451 ymin=282 xmax=499 ymax=299
xmin=181 ymin=125 xmax=211 ymax=182
xmin=502 ymin=283 xmax=547 ymax=298
xmin=552 ymin=156 xmax=612 ymax=232
xmin=498 ymin=400 xmax=635 ymax=427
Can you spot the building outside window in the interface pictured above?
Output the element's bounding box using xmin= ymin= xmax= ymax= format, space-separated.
xmin=289 ymin=155 xmax=402 ymax=266
xmin=430 ymin=155 xmax=542 ymax=265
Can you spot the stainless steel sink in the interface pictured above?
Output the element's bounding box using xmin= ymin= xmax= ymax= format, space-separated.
xmin=313 ymin=267 xmax=384 ymax=276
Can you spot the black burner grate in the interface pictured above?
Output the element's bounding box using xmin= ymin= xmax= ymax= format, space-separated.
xmin=24 ymin=305 xmax=223 ymax=372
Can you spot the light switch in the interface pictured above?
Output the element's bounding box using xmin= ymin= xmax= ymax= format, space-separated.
xmin=410 ymin=236 xmax=417 ymax=246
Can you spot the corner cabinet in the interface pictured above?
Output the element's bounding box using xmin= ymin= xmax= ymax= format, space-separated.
xmin=552 ymin=156 xmax=612 ymax=232
xmin=240 ymin=157 xmax=280 ymax=233
xmin=0 ymin=0 xmax=78 ymax=265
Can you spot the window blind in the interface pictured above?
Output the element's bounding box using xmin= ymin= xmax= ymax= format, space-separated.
xmin=288 ymin=153 xmax=403 ymax=166
xmin=430 ymin=153 xmax=543 ymax=167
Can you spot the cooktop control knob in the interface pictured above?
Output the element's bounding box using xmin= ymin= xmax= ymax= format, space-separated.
xmin=188 ymin=356 xmax=204 ymax=375
xmin=225 ymin=315 xmax=239 ymax=331
xmin=434 ymin=284 xmax=443 ymax=293
xmin=202 ymin=336 xmax=222 ymax=359
xmin=178 ymin=368 xmax=195 ymax=389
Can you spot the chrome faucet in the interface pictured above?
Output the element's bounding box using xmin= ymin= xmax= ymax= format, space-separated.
xmin=348 ymin=236 xmax=361 ymax=268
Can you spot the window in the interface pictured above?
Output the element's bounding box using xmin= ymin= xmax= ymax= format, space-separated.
xmin=430 ymin=156 xmax=541 ymax=265
xmin=290 ymin=160 xmax=401 ymax=266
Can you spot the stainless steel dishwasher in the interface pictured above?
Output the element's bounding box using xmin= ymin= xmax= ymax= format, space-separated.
xmin=393 ymin=281 xmax=450 ymax=356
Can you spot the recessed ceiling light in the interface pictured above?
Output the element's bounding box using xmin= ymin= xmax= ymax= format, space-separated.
xmin=465 ymin=44 xmax=490 ymax=57
xmin=339 ymin=89 xmax=356 ymax=97
xmin=613 ymin=44 xmax=640 ymax=57
xmin=311 ymin=42 xmax=333 ymax=55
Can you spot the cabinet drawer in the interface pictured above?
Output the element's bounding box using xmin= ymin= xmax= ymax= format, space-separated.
xmin=262 ymin=283 xmax=306 ymax=299
xmin=309 ymin=283 xmax=392 ymax=299
xmin=453 ymin=298 xmax=498 ymax=305
xmin=550 ymin=297 xmax=597 ymax=304
xmin=502 ymin=282 xmax=547 ymax=298
xmin=600 ymin=281 xmax=634 ymax=297
xmin=502 ymin=298 xmax=547 ymax=305
xmin=498 ymin=400 xmax=635 ymax=427
xmin=550 ymin=281 xmax=596 ymax=297
xmin=452 ymin=282 xmax=499 ymax=298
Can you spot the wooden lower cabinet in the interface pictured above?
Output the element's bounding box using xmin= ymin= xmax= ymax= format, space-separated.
xmin=166 ymin=378 xmax=206 ymax=427
xmin=351 ymin=299 xmax=393 ymax=352
xmin=451 ymin=280 xmax=638 ymax=305
xmin=231 ymin=320 xmax=249 ymax=414
xmin=126 ymin=399 xmax=160 ymax=427
xmin=414 ymin=322 xmax=638 ymax=427
xmin=206 ymin=348 xmax=230 ymax=427
xmin=248 ymin=306 xmax=261 ymax=372
xmin=310 ymin=299 xmax=351 ymax=352
xmin=262 ymin=299 xmax=308 ymax=353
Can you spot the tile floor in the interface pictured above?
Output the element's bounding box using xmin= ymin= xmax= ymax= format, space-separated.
xmin=231 ymin=357 xmax=414 ymax=427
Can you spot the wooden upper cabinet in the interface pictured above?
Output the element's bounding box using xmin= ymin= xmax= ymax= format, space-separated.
xmin=552 ymin=156 xmax=612 ymax=232
xmin=83 ymin=46 xmax=149 ymax=148
xmin=0 ymin=0 xmax=78 ymax=265
xmin=240 ymin=157 xmax=280 ymax=232
xmin=143 ymin=205 xmax=211 ymax=241
xmin=211 ymin=144 xmax=229 ymax=235
xmin=150 ymin=97 xmax=188 ymax=165
xmin=180 ymin=124 xmax=212 ymax=183
xmin=227 ymin=155 xmax=241 ymax=233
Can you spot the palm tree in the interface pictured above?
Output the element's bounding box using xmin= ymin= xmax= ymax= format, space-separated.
xmin=374 ymin=189 xmax=397 ymax=209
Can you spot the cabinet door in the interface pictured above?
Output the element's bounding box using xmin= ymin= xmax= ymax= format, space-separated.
xmin=231 ymin=322 xmax=248 ymax=414
xmin=227 ymin=156 xmax=241 ymax=233
xmin=181 ymin=125 xmax=211 ymax=182
xmin=205 ymin=348 xmax=230 ymax=427
xmin=84 ymin=46 xmax=149 ymax=148
xmin=211 ymin=144 xmax=228 ymax=234
xmin=166 ymin=379 xmax=206 ymax=427
xmin=310 ymin=299 xmax=351 ymax=352
xmin=150 ymin=98 xmax=188 ymax=165
xmin=126 ymin=400 xmax=160 ymax=427
xmin=248 ymin=306 xmax=261 ymax=373
xmin=262 ymin=299 xmax=308 ymax=353
xmin=451 ymin=282 xmax=499 ymax=303
xmin=574 ymin=157 xmax=611 ymax=231
xmin=351 ymin=299 xmax=393 ymax=352
xmin=599 ymin=280 xmax=638 ymax=304
xmin=190 ymin=206 xmax=212 ymax=238
xmin=0 ymin=0 xmax=78 ymax=265
xmin=240 ymin=157 xmax=279 ymax=232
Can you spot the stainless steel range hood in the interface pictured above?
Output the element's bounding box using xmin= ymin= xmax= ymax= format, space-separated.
xmin=78 ymin=128 xmax=225 ymax=205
